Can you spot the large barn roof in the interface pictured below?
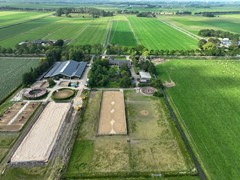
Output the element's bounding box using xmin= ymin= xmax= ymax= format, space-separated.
xmin=45 ymin=60 xmax=87 ymax=78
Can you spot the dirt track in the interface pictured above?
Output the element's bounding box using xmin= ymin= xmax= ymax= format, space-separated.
xmin=98 ymin=91 xmax=127 ymax=135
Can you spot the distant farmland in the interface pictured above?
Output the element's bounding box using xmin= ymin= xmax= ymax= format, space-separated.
xmin=110 ymin=20 xmax=137 ymax=46
xmin=0 ymin=11 xmax=50 ymax=28
xmin=128 ymin=16 xmax=198 ymax=50
xmin=0 ymin=12 xmax=198 ymax=50
xmin=159 ymin=14 xmax=240 ymax=35
xmin=0 ymin=14 xmax=111 ymax=48
xmin=0 ymin=58 xmax=39 ymax=103
xmin=157 ymin=59 xmax=240 ymax=179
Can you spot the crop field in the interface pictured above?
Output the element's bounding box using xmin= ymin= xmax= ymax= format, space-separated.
xmin=127 ymin=16 xmax=198 ymax=50
xmin=157 ymin=59 xmax=240 ymax=179
xmin=110 ymin=20 xmax=137 ymax=46
xmin=0 ymin=58 xmax=39 ymax=103
xmin=0 ymin=14 xmax=111 ymax=48
xmin=64 ymin=91 xmax=195 ymax=178
xmin=159 ymin=14 xmax=240 ymax=35
xmin=0 ymin=11 xmax=50 ymax=28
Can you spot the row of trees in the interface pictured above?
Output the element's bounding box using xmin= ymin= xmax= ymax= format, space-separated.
xmin=88 ymin=58 xmax=132 ymax=88
xmin=198 ymin=29 xmax=239 ymax=41
xmin=55 ymin=7 xmax=114 ymax=18
xmin=136 ymin=12 xmax=156 ymax=17
xmin=1 ymin=41 xmax=103 ymax=57
xmin=107 ymin=43 xmax=240 ymax=57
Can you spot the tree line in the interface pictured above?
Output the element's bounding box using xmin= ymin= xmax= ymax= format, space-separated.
xmin=198 ymin=29 xmax=239 ymax=40
xmin=55 ymin=7 xmax=114 ymax=18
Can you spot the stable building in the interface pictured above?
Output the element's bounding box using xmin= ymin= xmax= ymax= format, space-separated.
xmin=44 ymin=60 xmax=87 ymax=79
xmin=139 ymin=71 xmax=151 ymax=83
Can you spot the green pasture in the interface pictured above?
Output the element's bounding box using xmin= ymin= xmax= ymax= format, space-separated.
xmin=0 ymin=15 xmax=110 ymax=48
xmin=159 ymin=14 xmax=240 ymax=35
xmin=0 ymin=11 xmax=51 ymax=28
xmin=70 ymin=17 xmax=111 ymax=46
xmin=0 ymin=58 xmax=39 ymax=103
xmin=127 ymin=16 xmax=198 ymax=50
xmin=110 ymin=20 xmax=137 ymax=46
xmin=64 ymin=90 xmax=195 ymax=178
xmin=157 ymin=59 xmax=240 ymax=179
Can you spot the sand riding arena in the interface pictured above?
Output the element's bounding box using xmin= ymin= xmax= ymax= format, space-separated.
xmin=97 ymin=91 xmax=127 ymax=135
xmin=11 ymin=102 xmax=71 ymax=164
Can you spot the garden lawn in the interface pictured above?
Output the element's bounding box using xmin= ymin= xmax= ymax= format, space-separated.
xmin=157 ymin=59 xmax=240 ymax=179
xmin=127 ymin=16 xmax=198 ymax=50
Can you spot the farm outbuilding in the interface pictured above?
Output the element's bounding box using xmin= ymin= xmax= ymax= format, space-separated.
xmin=139 ymin=71 xmax=151 ymax=83
xmin=44 ymin=60 xmax=87 ymax=79
xmin=108 ymin=58 xmax=131 ymax=68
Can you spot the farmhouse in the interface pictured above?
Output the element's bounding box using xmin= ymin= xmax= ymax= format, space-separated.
xmin=139 ymin=71 xmax=151 ymax=83
xmin=109 ymin=57 xmax=131 ymax=68
xmin=44 ymin=60 xmax=87 ymax=79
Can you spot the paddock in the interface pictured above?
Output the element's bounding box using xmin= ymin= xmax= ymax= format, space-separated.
xmin=0 ymin=102 xmax=39 ymax=132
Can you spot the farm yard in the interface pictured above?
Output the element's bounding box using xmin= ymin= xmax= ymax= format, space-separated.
xmin=157 ymin=59 xmax=240 ymax=179
xmin=110 ymin=20 xmax=137 ymax=46
xmin=0 ymin=58 xmax=39 ymax=103
xmin=64 ymin=91 xmax=195 ymax=178
xmin=127 ymin=16 xmax=198 ymax=50
xmin=159 ymin=14 xmax=240 ymax=35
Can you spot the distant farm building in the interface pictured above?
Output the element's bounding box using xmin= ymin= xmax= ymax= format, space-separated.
xmin=44 ymin=60 xmax=87 ymax=79
xmin=139 ymin=71 xmax=151 ymax=83
xmin=108 ymin=57 xmax=131 ymax=68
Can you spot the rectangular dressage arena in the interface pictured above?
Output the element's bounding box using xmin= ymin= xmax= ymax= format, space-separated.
xmin=98 ymin=91 xmax=127 ymax=135
xmin=11 ymin=102 xmax=71 ymax=164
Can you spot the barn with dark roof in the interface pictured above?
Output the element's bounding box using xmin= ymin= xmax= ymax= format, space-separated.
xmin=44 ymin=60 xmax=87 ymax=79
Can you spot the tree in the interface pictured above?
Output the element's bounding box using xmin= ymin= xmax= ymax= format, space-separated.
xmin=47 ymin=78 xmax=56 ymax=87
xmin=54 ymin=39 xmax=64 ymax=47
xmin=198 ymin=39 xmax=207 ymax=49
xmin=56 ymin=8 xmax=63 ymax=16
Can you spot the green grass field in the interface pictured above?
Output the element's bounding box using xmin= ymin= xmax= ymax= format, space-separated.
xmin=0 ymin=58 xmax=39 ymax=103
xmin=64 ymin=91 xmax=195 ymax=178
xmin=159 ymin=14 xmax=240 ymax=35
xmin=110 ymin=20 xmax=137 ymax=46
xmin=157 ymin=59 xmax=240 ymax=179
xmin=127 ymin=16 xmax=198 ymax=50
xmin=0 ymin=14 xmax=111 ymax=48
xmin=0 ymin=11 xmax=50 ymax=28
